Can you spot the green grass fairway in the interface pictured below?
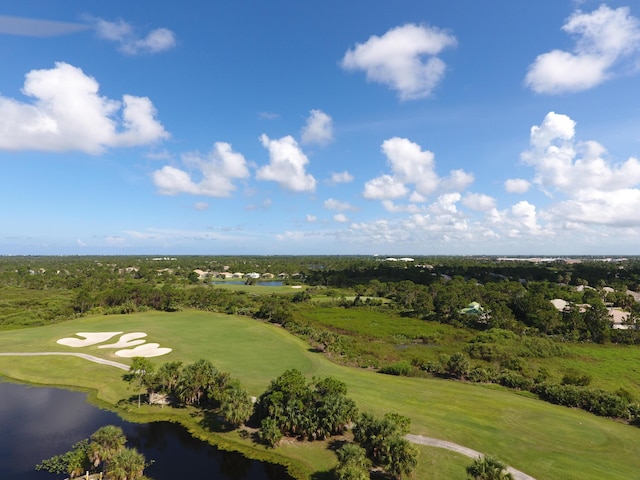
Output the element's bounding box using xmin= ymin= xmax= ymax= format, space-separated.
xmin=1 ymin=310 xmax=640 ymax=479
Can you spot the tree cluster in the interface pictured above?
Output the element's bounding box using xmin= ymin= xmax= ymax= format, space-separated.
xmin=124 ymin=358 xmax=253 ymax=428
xmin=255 ymin=369 xmax=358 ymax=445
xmin=36 ymin=425 xmax=149 ymax=480
xmin=342 ymin=412 xmax=418 ymax=480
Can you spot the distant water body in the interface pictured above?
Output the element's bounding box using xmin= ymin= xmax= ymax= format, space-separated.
xmin=0 ymin=382 xmax=292 ymax=480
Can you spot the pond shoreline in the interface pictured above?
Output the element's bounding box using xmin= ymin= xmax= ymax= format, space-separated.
xmin=0 ymin=375 xmax=300 ymax=480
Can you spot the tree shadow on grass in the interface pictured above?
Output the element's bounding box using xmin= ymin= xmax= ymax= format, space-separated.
xmin=327 ymin=437 xmax=350 ymax=452
xmin=199 ymin=408 xmax=234 ymax=433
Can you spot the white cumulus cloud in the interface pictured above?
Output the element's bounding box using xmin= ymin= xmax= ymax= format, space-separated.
xmin=462 ymin=192 xmax=496 ymax=211
xmin=363 ymin=137 xmax=473 ymax=201
xmin=257 ymin=134 xmax=317 ymax=192
xmin=363 ymin=174 xmax=409 ymax=200
xmin=519 ymin=111 xmax=640 ymax=228
xmin=522 ymin=112 xmax=640 ymax=195
xmin=153 ymin=142 xmax=250 ymax=196
xmin=525 ymin=5 xmax=640 ymax=94
xmin=301 ymin=109 xmax=334 ymax=146
xmin=0 ymin=62 xmax=168 ymax=154
xmin=504 ymin=178 xmax=531 ymax=193
xmin=341 ymin=23 xmax=457 ymax=100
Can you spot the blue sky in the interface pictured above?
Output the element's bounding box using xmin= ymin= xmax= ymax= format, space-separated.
xmin=2 ymin=1 xmax=640 ymax=255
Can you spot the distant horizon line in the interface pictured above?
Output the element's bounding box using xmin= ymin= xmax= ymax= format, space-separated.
xmin=1 ymin=254 xmax=637 ymax=259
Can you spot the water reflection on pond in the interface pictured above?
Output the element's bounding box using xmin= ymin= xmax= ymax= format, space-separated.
xmin=0 ymin=382 xmax=292 ymax=480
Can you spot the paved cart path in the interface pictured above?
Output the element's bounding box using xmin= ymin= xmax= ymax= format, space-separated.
xmin=406 ymin=434 xmax=536 ymax=480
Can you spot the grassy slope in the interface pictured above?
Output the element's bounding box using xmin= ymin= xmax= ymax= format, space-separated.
xmin=0 ymin=310 xmax=639 ymax=479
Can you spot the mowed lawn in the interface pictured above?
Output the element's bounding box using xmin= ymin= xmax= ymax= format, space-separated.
xmin=1 ymin=310 xmax=640 ymax=480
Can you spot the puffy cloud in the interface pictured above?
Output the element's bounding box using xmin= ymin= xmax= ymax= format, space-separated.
xmin=462 ymin=192 xmax=496 ymax=211
xmin=257 ymin=135 xmax=317 ymax=192
xmin=522 ymin=112 xmax=640 ymax=195
xmin=333 ymin=213 xmax=348 ymax=223
xmin=363 ymin=174 xmax=408 ymax=200
xmin=428 ymin=192 xmax=462 ymax=215
xmin=516 ymin=111 xmax=640 ymax=230
xmin=483 ymin=201 xmax=547 ymax=239
xmin=550 ymin=188 xmax=640 ymax=227
xmin=362 ymin=137 xmax=473 ymax=201
xmin=525 ymin=5 xmax=640 ymax=94
xmin=0 ymin=62 xmax=168 ymax=154
xmin=153 ymin=166 xmax=198 ymax=195
xmin=301 ymin=109 xmax=334 ymax=146
xmin=324 ymin=198 xmax=355 ymax=211
xmin=306 ymin=214 xmax=317 ymax=223
xmin=153 ymin=142 xmax=249 ymax=196
xmin=341 ymin=23 xmax=457 ymax=100
xmin=441 ymin=169 xmax=475 ymax=192
xmin=504 ymin=178 xmax=531 ymax=193
xmin=327 ymin=171 xmax=354 ymax=185
xmin=91 ymin=17 xmax=176 ymax=55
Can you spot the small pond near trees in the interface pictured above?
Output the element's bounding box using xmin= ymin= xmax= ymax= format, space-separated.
xmin=0 ymin=382 xmax=293 ymax=480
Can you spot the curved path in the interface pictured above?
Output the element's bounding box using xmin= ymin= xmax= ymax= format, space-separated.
xmin=406 ymin=434 xmax=536 ymax=480
xmin=1 ymin=352 xmax=535 ymax=479
xmin=0 ymin=352 xmax=130 ymax=370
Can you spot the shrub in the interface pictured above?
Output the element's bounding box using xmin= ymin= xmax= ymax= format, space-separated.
xmin=497 ymin=371 xmax=532 ymax=390
xmin=379 ymin=361 xmax=413 ymax=377
xmin=561 ymin=369 xmax=592 ymax=386
xmin=467 ymin=366 xmax=498 ymax=383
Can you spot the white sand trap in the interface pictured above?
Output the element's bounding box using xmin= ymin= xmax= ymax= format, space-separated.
xmin=291 ymin=285 xmax=302 ymax=289
xmin=99 ymin=332 xmax=147 ymax=349
xmin=115 ymin=343 xmax=172 ymax=358
xmin=57 ymin=332 xmax=123 ymax=348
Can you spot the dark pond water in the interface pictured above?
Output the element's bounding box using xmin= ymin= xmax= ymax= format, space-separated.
xmin=0 ymin=382 xmax=293 ymax=480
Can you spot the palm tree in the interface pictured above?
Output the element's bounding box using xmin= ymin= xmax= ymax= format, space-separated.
xmin=219 ymin=381 xmax=253 ymax=427
xmin=466 ymin=455 xmax=514 ymax=480
xmin=177 ymin=359 xmax=217 ymax=405
xmin=89 ymin=425 xmax=126 ymax=470
xmin=124 ymin=357 xmax=155 ymax=408
xmin=334 ymin=443 xmax=370 ymax=480
xmin=381 ymin=437 xmax=418 ymax=479
xmin=155 ymin=361 xmax=182 ymax=393
xmin=106 ymin=447 xmax=146 ymax=480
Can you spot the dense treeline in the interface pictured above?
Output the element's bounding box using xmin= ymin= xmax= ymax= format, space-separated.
xmin=3 ymin=255 xmax=639 ymax=342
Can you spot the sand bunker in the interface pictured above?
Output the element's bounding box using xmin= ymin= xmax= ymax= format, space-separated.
xmin=114 ymin=343 xmax=172 ymax=358
xmin=57 ymin=332 xmax=123 ymax=348
xmin=99 ymin=332 xmax=147 ymax=349
xmin=57 ymin=332 xmax=172 ymax=358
